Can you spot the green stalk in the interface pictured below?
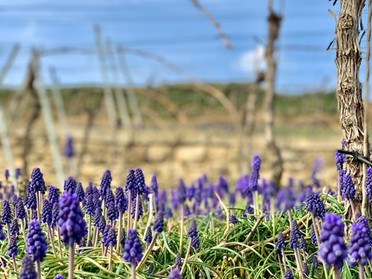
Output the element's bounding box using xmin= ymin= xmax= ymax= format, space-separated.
xmin=116 ymin=211 xmax=123 ymax=252
xmin=36 ymin=259 xmax=41 ymax=279
xmin=179 ymin=204 xmax=184 ymax=253
xmin=180 ymin=238 xmax=192 ymax=274
xmin=12 ymin=256 xmax=16 ymax=272
xmin=127 ymin=191 xmax=133 ymax=231
xmin=68 ymin=243 xmax=75 ymax=279
xmin=133 ymin=195 xmax=140 ymax=230
xmin=311 ymin=214 xmax=320 ymax=245
xmin=20 ymin=218 xmax=27 ymax=242
xmin=87 ymin=215 xmax=92 ymax=245
xmin=6 ymin=223 xmax=10 ymax=243
xmin=137 ymin=232 xmax=159 ymax=271
xmin=254 ymin=191 xmax=259 ymax=215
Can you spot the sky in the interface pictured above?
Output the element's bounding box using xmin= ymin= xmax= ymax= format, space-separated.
xmin=0 ymin=0 xmax=364 ymax=93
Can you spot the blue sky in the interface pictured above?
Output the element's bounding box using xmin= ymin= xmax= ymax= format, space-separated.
xmin=0 ymin=0 xmax=359 ymax=93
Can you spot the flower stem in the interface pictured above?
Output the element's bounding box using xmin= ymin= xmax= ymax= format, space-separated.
xmin=359 ymin=264 xmax=365 ymax=279
xmin=87 ymin=214 xmax=92 ymax=245
xmin=137 ymin=233 xmax=158 ymax=271
xmin=133 ymin=195 xmax=140 ymax=230
xmin=109 ymin=245 xmax=113 ymax=271
xmin=181 ymin=238 xmax=192 ymax=274
xmin=57 ymin=227 xmax=63 ymax=258
xmin=116 ymin=211 xmax=123 ymax=252
xmin=179 ymin=205 xmax=184 ymax=252
xmin=127 ymin=191 xmax=133 ymax=231
xmin=36 ymin=259 xmax=41 ymax=279
xmin=68 ymin=243 xmax=75 ymax=279
xmin=334 ymin=267 xmax=341 ymax=279
xmin=12 ymin=256 xmax=16 ymax=272
xmin=131 ymin=262 xmax=137 ymax=279
xmin=47 ymin=224 xmax=56 ymax=256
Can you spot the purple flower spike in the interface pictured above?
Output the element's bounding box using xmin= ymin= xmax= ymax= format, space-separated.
xmin=102 ymin=225 xmax=117 ymax=247
xmin=76 ymin=182 xmax=85 ymax=205
xmin=177 ymin=178 xmax=187 ymax=204
xmin=51 ymin=203 xmax=59 ymax=228
xmin=305 ymin=191 xmax=326 ymax=219
xmin=10 ymin=218 xmax=19 ymax=236
xmin=153 ymin=211 xmax=164 ymax=234
xmin=318 ymin=213 xmax=347 ymax=270
xmin=0 ymin=224 xmax=5 ymax=240
xmin=150 ymin=174 xmax=158 ymax=198
xmin=115 ymin=187 xmax=127 ymax=214
xmin=15 ymin=168 xmax=21 ymax=180
xmin=188 ymin=219 xmax=200 ymax=249
xmin=16 ymin=198 xmax=27 ymax=219
xmin=100 ymin=170 xmax=112 ymax=199
xmin=48 ymin=186 xmax=60 ymax=205
xmin=64 ymin=135 xmax=74 ymax=158
xmin=41 ymin=199 xmax=52 ymax=225
xmin=30 ymin=168 xmax=46 ymax=194
xmin=175 ymin=252 xmax=182 ymax=267
xmin=335 ymin=150 xmax=344 ymax=172
xmin=64 ymin=177 xmax=77 ymax=194
xmin=366 ymin=167 xmax=372 ymax=203
xmin=2 ymin=200 xmax=12 ymax=224
xmin=8 ymin=235 xmax=18 ymax=258
xmin=26 ymin=219 xmax=48 ymax=262
xmin=348 ymin=217 xmax=372 ymax=267
xmin=20 ymin=255 xmax=37 ymax=279
xmin=144 ymin=226 xmax=152 ymax=244
xmin=167 ymin=268 xmax=181 ymax=279
xmin=4 ymin=169 xmax=9 ymax=181
xmin=276 ymin=232 xmax=285 ymax=254
xmin=250 ymin=154 xmax=261 ymax=191
xmin=284 ymin=268 xmax=294 ymax=279
xmin=123 ymin=229 xmax=143 ymax=265
xmin=58 ymin=192 xmax=87 ymax=246
xmin=341 ymin=173 xmax=355 ymax=201
xmin=54 ymin=274 xmax=64 ymax=279
xmin=135 ymin=168 xmax=147 ymax=197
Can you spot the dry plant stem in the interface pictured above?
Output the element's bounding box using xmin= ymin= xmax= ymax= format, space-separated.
xmin=116 ymin=211 xmax=123 ymax=252
xmin=143 ymin=194 xmax=154 ymax=242
xmin=350 ymin=200 xmax=356 ymax=220
xmin=36 ymin=192 xmax=41 ymax=220
xmin=179 ymin=205 xmax=184 ymax=252
xmin=36 ymin=259 xmax=41 ymax=279
xmin=93 ymin=227 xmax=99 ymax=247
xmin=214 ymin=191 xmax=230 ymax=239
xmin=243 ymin=213 xmax=266 ymax=244
xmin=57 ymin=227 xmax=63 ymax=258
xmin=181 ymin=238 xmax=193 ymax=274
xmin=240 ymin=213 xmax=310 ymax=254
xmin=47 ymin=225 xmax=56 ymax=256
xmin=294 ymin=248 xmax=305 ymax=279
xmin=133 ymin=194 xmax=140 ymax=230
xmin=311 ymin=214 xmax=320 ymax=245
xmin=277 ymin=255 xmax=284 ymax=279
xmin=137 ymin=232 xmax=159 ymax=271
xmin=68 ymin=243 xmax=75 ymax=279
xmin=359 ymin=264 xmax=365 ymax=279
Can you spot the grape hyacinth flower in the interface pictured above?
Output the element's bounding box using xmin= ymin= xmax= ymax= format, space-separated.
xmin=48 ymin=186 xmax=60 ymax=205
xmin=8 ymin=235 xmax=18 ymax=269
xmin=305 ymin=191 xmax=326 ymax=219
xmin=100 ymin=169 xmax=112 ymax=202
xmin=26 ymin=219 xmax=47 ymax=279
xmin=144 ymin=227 xmax=152 ymax=244
xmin=4 ymin=168 xmax=9 ymax=181
xmin=276 ymin=232 xmax=285 ymax=255
xmin=10 ymin=218 xmax=19 ymax=236
xmin=0 ymin=223 xmax=6 ymax=240
xmin=250 ymin=154 xmax=261 ymax=191
xmin=366 ymin=167 xmax=372 ymax=203
xmin=2 ymin=199 xmax=12 ymax=240
xmin=30 ymin=168 xmax=46 ymax=194
xmin=115 ymin=186 xmax=127 ymax=251
xmin=76 ymin=182 xmax=85 ymax=206
xmin=64 ymin=135 xmax=74 ymax=158
xmin=102 ymin=225 xmax=117 ymax=271
xmin=167 ymin=268 xmax=182 ymax=279
xmin=58 ymin=192 xmax=87 ymax=279
xmin=175 ymin=252 xmax=182 ymax=267
xmin=348 ymin=216 xmax=372 ymax=274
xmin=284 ymin=268 xmax=294 ymax=279
xmin=230 ymin=214 xmax=239 ymax=224
xmin=54 ymin=274 xmax=64 ymax=279
xmin=20 ymin=255 xmax=37 ymax=279
xmin=318 ymin=213 xmax=347 ymax=278
xmin=123 ymin=229 xmax=142 ymax=278
xmin=63 ymin=177 xmax=77 ymax=194
xmin=180 ymin=219 xmax=200 ymax=273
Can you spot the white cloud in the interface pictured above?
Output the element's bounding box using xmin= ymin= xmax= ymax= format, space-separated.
xmin=236 ymin=45 xmax=266 ymax=75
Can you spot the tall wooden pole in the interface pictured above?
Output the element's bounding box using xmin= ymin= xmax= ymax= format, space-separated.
xmin=335 ymin=0 xmax=366 ymax=216
xmin=264 ymin=3 xmax=283 ymax=187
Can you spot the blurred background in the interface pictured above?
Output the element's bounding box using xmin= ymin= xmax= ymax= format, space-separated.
xmin=0 ymin=0 xmax=362 ymax=189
